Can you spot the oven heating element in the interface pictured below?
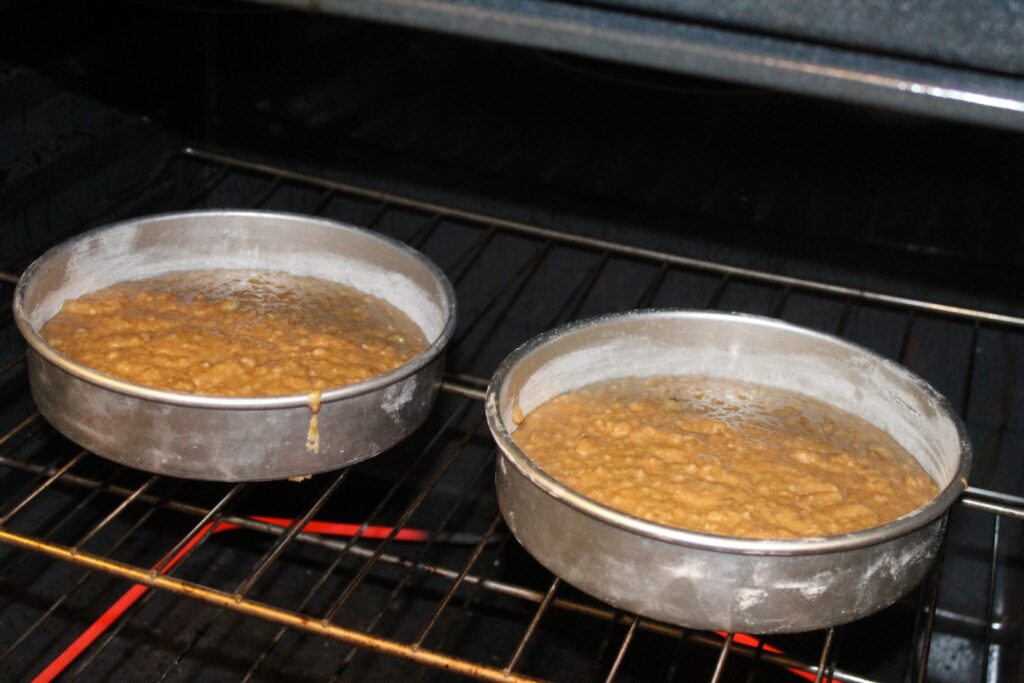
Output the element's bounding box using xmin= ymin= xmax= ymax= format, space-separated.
xmin=0 ymin=146 xmax=1021 ymax=683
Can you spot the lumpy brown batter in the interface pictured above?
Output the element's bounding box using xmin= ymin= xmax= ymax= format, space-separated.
xmin=511 ymin=376 xmax=938 ymax=539
xmin=41 ymin=270 xmax=428 ymax=398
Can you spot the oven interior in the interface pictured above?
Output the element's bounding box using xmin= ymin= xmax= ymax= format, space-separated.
xmin=1 ymin=2 xmax=1022 ymax=681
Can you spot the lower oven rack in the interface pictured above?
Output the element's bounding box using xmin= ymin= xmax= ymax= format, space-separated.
xmin=0 ymin=146 xmax=1021 ymax=683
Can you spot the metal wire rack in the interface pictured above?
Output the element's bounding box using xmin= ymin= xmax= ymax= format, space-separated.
xmin=0 ymin=146 xmax=1021 ymax=682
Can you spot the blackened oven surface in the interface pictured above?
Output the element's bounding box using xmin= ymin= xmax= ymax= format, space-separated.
xmin=0 ymin=3 xmax=1022 ymax=682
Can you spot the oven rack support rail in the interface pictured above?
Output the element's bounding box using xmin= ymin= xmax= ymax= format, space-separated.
xmin=0 ymin=146 xmax=1021 ymax=683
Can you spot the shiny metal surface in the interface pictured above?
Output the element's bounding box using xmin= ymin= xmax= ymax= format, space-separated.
xmin=251 ymin=0 xmax=1024 ymax=131
xmin=14 ymin=210 xmax=456 ymax=481
xmin=486 ymin=311 xmax=971 ymax=633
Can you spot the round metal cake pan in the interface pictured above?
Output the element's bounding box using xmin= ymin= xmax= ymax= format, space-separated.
xmin=14 ymin=210 xmax=456 ymax=481
xmin=486 ymin=310 xmax=971 ymax=633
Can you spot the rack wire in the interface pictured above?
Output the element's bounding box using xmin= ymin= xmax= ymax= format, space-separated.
xmin=0 ymin=146 xmax=1021 ymax=682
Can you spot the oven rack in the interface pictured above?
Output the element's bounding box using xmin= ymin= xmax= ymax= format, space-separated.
xmin=0 ymin=146 xmax=1021 ymax=682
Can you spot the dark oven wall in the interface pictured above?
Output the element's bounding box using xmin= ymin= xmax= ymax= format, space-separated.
xmin=5 ymin=1 xmax=1024 ymax=294
xmin=2 ymin=2 xmax=1023 ymax=683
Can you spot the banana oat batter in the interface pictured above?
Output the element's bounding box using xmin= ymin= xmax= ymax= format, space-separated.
xmin=41 ymin=270 xmax=427 ymax=398
xmin=512 ymin=376 xmax=938 ymax=539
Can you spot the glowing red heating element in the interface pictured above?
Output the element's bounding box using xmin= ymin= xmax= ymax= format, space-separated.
xmin=33 ymin=518 xmax=833 ymax=682
xmin=715 ymin=632 xmax=829 ymax=682
xmin=32 ymin=517 xmax=428 ymax=683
